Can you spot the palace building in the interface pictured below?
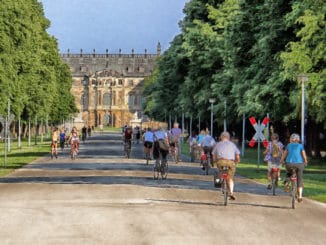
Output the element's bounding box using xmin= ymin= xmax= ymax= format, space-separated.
xmin=61 ymin=43 xmax=161 ymax=128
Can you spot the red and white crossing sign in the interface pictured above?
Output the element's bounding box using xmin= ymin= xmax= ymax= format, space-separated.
xmin=249 ymin=117 xmax=269 ymax=148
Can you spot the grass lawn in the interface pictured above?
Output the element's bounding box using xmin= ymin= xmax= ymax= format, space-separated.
xmin=0 ymin=139 xmax=51 ymax=176
xmin=181 ymin=142 xmax=326 ymax=203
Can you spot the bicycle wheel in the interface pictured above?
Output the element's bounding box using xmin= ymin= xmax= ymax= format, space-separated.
xmin=223 ymin=180 xmax=228 ymax=206
xmin=153 ymin=160 xmax=160 ymax=180
xmin=291 ymin=181 xmax=297 ymax=209
xmin=145 ymin=152 xmax=150 ymax=165
xmin=161 ymin=160 xmax=168 ymax=179
xmin=272 ymin=177 xmax=277 ymax=196
xmin=73 ymin=149 xmax=76 ymax=160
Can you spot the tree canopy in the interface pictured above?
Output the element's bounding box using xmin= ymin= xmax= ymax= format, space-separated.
xmin=143 ymin=0 xmax=325 ymax=130
xmin=0 ymin=0 xmax=77 ymax=125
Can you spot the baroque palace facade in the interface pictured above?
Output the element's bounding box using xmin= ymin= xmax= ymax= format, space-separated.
xmin=61 ymin=43 xmax=161 ymax=128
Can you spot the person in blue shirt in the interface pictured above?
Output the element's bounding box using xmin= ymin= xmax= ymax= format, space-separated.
xmin=143 ymin=127 xmax=154 ymax=159
xmin=281 ymin=133 xmax=308 ymax=203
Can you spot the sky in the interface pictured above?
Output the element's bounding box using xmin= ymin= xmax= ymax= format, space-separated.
xmin=39 ymin=0 xmax=189 ymax=54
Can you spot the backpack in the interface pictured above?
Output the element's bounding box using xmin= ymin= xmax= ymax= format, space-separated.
xmin=271 ymin=142 xmax=282 ymax=158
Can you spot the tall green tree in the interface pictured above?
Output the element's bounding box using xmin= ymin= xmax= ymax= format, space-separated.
xmin=0 ymin=0 xmax=76 ymax=129
xmin=281 ymin=0 xmax=326 ymax=125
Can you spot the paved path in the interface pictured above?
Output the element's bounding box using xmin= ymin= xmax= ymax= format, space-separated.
xmin=0 ymin=132 xmax=325 ymax=245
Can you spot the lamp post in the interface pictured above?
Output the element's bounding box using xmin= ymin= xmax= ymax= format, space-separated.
xmin=209 ymin=98 xmax=216 ymax=136
xmin=297 ymin=74 xmax=308 ymax=146
xmin=223 ymin=100 xmax=227 ymax=132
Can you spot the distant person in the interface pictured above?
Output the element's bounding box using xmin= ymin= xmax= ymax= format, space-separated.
xmin=87 ymin=126 xmax=92 ymax=137
xmin=59 ymin=127 xmax=66 ymax=151
xmin=280 ymin=133 xmax=308 ymax=203
xmin=82 ymin=126 xmax=87 ymax=142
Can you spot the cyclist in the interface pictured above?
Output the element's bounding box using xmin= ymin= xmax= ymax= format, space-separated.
xmin=143 ymin=127 xmax=154 ymax=159
xmin=280 ymin=133 xmax=308 ymax=203
xmin=212 ymin=131 xmax=240 ymax=201
xmin=153 ymin=126 xmax=169 ymax=166
xmin=51 ymin=127 xmax=59 ymax=158
xmin=263 ymin=133 xmax=284 ymax=189
xmin=59 ymin=127 xmax=66 ymax=151
xmin=68 ymin=127 xmax=80 ymax=155
xmin=170 ymin=122 xmax=182 ymax=162
xmin=123 ymin=126 xmax=133 ymax=150
xmin=199 ymin=132 xmax=216 ymax=168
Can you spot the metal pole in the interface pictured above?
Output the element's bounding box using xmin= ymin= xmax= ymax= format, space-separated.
xmin=241 ymin=114 xmax=245 ymax=157
xmin=28 ymin=118 xmax=31 ymax=146
xmin=34 ymin=116 xmax=37 ymax=145
xmin=257 ymin=120 xmax=261 ymax=169
xmin=182 ymin=110 xmax=184 ymax=143
xmin=223 ymin=100 xmax=227 ymax=132
xmin=301 ymin=79 xmax=305 ymax=146
xmin=298 ymin=74 xmax=308 ymax=146
xmin=18 ymin=117 xmax=21 ymax=149
xmin=169 ymin=114 xmax=171 ymax=130
xmin=267 ymin=113 xmax=270 ymax=141
xmin=7 ymin=99 xmax=11 ymax=152
xmin=210 ymin=103 xmax=213 ymax=136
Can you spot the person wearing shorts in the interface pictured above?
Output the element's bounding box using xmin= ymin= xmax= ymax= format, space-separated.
xmin=143 ymin=128 xmax=154 ymax=159
xmin=280 ymin=133 xmax=308 ymax=203
xmin=212 ymin=131 xmax=240 ymax=201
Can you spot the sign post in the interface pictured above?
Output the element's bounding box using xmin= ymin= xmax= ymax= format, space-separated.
xmin=248 ymin=116 xmax=269 ymax=168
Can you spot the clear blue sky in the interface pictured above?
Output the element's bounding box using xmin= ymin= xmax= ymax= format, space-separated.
xmin=39 ymin=0 xmax=188 ymax=54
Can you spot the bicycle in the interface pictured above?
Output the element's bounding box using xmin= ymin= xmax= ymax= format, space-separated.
xmin=70 ymin=142 xmax=78 ymax=160
xmin=271 ymin=166 xmax=280 ymax=196
xmin=200 ymin=152 xmax=210 ymax=175
xmin=153 ymin=150 xmax=168 ymax=180
xmin=169 ymin=143 xmax=178 ymax=164
xmin=190 ymin=144 xmax=198 ymax=163
xmin=285 ymin=167 xmax=298 ymax=209
xmin=51 ymin=142 xmax=58 ymax=159
xmin=124 ymin=139 xmax=131 ymax=158
xmin=220 ymin=166 xmax=230 ymax=206
xmin=145 ymin=151 xmax=150 ymax=165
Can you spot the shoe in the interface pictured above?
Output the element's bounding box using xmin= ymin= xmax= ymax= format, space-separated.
xmin=298 ymin=197 xmax=303 ymax=203
xmin=229 ymin=194 xmax=236 ymax=201
xmin=267 ymin=184 xmax=272 ymax=190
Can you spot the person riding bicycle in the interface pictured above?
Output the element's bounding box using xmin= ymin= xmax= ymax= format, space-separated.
xmin=170 ymin=122 xmax=182 ymax=162
xmin=199 ymin=132 xmax=216 ymax=169
xmin=280 ymin=133 xmax=308 ymax=203
xmin=123 ymin=126 xmax=133 ymax=147
xmin=212 ymin=131 xmax=240 ymax=201
xmin=68 ymin=127 xmax=80 ymax=152
xmin=143 ymin=127 xmax=154 ymax=160
xmin=153 ymin=126 xmax=169 ymax=166
xmin=263 ymin=133 xmax=284 ymax=189
xmin=59 ymin=127 xmax=66 ymax=151
xmin=51 ymin=127 xmax=59 ymax=157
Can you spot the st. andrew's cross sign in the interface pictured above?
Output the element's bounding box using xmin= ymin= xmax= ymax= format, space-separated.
xmin=248 ymin=116 xmax=269 ymax=148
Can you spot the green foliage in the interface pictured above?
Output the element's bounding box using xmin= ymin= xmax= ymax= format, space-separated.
xmin=141 ymin=0 xmax=326 ymax=135
xmin=280 ymin=0 xmax=326 ymax=124
xmin=0 ymin=0 xmax=76 ymax=127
